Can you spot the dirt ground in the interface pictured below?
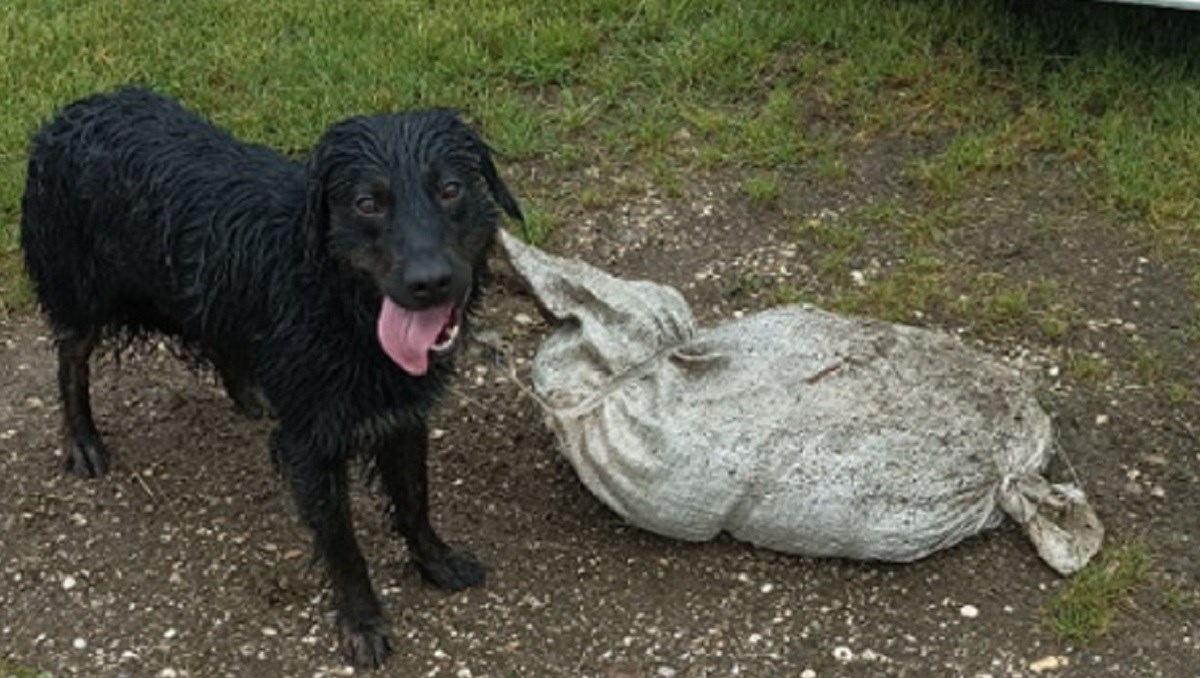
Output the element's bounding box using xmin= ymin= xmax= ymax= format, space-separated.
xmin=2 ymin=153 xmax=1199 ymax=677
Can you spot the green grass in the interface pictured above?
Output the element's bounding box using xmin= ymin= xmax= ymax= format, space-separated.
xmin=1165 ymin=382 xmax=1192 ymax=404
xmin=1068 ymin=352 xmax=1112 ymax=385
xmin=0 ymin=658 xmax=50 ymax=678
xmin=1043 ymin=543 xmax=1152 ymax=643
xmin=742 ymin=172 xmax=781 ymax=203
xmin=785 ymin=196 xmax=1084 ymax=338
xmin=1132 ymin=346 xmax=1168 ymax=384
xmin=4 ymin=0 xmax=1200 ymax=312
xmin=517 ymin=206 xmax=559 ymax=247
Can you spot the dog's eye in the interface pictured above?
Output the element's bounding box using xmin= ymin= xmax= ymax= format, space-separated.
xmin=354 ymin=196 xmax=383 ymax=216
xmin=438 ymin=182 xmax=462 ymax=205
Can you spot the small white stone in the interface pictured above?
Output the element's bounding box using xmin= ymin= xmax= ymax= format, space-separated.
xmin=760 ymin=583 xmax=774 ymax=593
xmin=1095 ymin=414 xmax=1110 ymax=426
xmin=513 ymin=313 xmax=534 ymax=326
xmin=960 ymin=604 xmax=979 ymax=618
xmin=262 ymin=627 xmax=278 ymax=637
xmin=832 ymin=646 xmax=853 ymax=662
xmin=656 ymin=667 xmax=677 ymax=678
xmin=73 ymin=637 xmax=87 ymax=650
xmin=1048 ymin=365 xmax=1060 ymax=378
xmin=1030 ymin=655 xmax=1069 ymax=673
xmin=430 ymin=428 xmax=447 ymax=440
xmin=164 ymin=627 xmax=178 ymax=639
xmin=800 ymin=670 xmax=817 ymax=678
xmin=62 ymin=575 xmax=78 ymax=591
xmin=455 ymin=668 xmax=473 ymax=678
xmin=850 ymin=270 xmax=866 ymax=287
xmin=158 ymin=670 xmax=178 ymax=678
xmin=433 ymin=648 xmax=450 ymax=660
xmin=1150 ymin=486 xmax=1166 ymax=499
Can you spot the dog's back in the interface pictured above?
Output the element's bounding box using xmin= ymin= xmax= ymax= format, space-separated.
xmin=21 ymin=87 xmax=302 ymax=340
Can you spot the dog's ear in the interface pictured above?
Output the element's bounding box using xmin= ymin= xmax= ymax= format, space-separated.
xmin=477 ymin=142 xmax=523 ymax=225
xmin=301 ymin=158 xmax=330 ymax=257
xmin=301 ymin=123 xmax=352 ymax=256
xmin=454 ymin=117 xmax=522 ymax=225
xmin=304 ymin=130 xmax=341 ymax=224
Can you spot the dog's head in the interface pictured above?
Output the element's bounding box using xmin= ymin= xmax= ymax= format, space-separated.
xmin=306 ymin=109 xmax=522 ymax=376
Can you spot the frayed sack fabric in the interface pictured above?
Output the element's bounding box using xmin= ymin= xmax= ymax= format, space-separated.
xmin=499 ymin=231 xmax=1103 ymax=575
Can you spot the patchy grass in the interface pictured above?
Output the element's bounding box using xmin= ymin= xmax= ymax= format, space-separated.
xmin=826 ymin=257 xmax=946 ymax=324
xmin=578 ymin=187 xmax=615 ymax=211
xmin=5 ymin=1 xmax=1200 ymax=310
xmin=0 ymin=256 xmax=31 ymax=318
xmin=0 ymin=658 xmax=50 ymax=678
xmin=1164 ymin=382 xmax=1192 ymax=404
xmin=1043 ymin=543 xmax=1152 ymax=643
xmin=772 ymin=283 xmax=805 ymax=306
xmin=784 ymin=197 xmax=1084 ymax=341
xmin=727 ymin=273 xmax=769 ymax=300
xmin=1067 ymin=352 xmax=1112 ymax=385
xmin=741 ymin=172 xmax=781 ymax=203
xmin=517 ymin=207 xmax=560 ymax=248
xmin=907 ymin=132 xmax=1022 ymax=195
xmin=1132 ymin=345 xmax=1168 ymax=384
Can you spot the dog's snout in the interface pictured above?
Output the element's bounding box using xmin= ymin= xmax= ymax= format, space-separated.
xmin=403 ymin=257 xmax=454 ymax=305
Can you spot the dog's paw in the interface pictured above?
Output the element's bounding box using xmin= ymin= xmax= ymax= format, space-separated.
xmin=415 ymin=549 xmax=487 ymax=591
xmin=64 ymin=436 xmax=109 ymax=478
xmin=338 ymin=615 xmax=394 ymax=669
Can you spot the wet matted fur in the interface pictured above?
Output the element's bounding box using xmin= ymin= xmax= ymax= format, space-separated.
xmin=20 ymin=87 xmax=522 ymax=668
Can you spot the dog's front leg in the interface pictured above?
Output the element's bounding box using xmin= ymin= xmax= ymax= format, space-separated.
xmin=374 ymin=418 xmax=486 ymax=590
xmin=276 ymin=426 xmax=393 ymax=668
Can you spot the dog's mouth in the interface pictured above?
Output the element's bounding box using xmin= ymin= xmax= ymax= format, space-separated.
xmin=376 ymin=295 xmax=465 ymax=376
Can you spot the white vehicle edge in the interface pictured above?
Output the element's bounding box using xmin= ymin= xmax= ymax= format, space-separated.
xmin=1097 ymin=0 xmax=1200 ymax=9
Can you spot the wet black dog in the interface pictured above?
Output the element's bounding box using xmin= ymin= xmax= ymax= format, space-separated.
xmin=20 ymin=87 xmax=521 ymax=667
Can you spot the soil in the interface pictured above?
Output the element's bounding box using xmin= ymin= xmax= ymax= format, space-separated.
xmin=2 ymin=150 xmax=1198 ymax=677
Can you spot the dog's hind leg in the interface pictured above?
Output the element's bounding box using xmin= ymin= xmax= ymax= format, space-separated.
xmin=55 ymin=327 xmax=108 ymax=477
xmin=374 ymin=420 xmax=486 ymax=590
xmin=277 ymin=427 xmax=394 ymax=668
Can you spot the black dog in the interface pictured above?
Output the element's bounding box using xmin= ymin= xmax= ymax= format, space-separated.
xmin=20 ymin=87 xmax=522 ymax=667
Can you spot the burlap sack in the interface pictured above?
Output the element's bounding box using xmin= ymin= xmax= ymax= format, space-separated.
xmin=501 ymin=231 xmax=1102 ymax=574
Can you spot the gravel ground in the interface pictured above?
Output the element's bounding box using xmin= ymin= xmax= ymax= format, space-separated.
xmin=2 ymin=166 xmax=1199 ymax=677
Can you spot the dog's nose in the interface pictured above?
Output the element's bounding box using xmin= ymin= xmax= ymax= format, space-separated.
xmin=403 ymin=258 xmax=454 ymax=305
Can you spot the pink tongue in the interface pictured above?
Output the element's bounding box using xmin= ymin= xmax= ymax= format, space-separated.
xmin=377 ymin=298 xmax=454 ymax=376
